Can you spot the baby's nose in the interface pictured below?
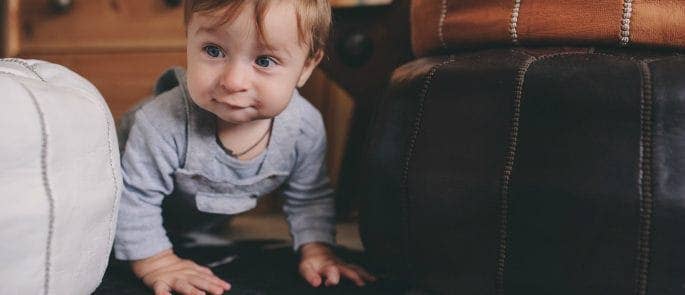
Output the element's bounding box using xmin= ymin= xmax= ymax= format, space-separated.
xmin=219 ymin=63 xmax=249 ymax=93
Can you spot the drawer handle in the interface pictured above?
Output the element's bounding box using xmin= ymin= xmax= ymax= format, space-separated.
xmin=49 ymin=0 xmax=73 ymax=13
xmin=164 ymin=0 xmax=182 ymax=7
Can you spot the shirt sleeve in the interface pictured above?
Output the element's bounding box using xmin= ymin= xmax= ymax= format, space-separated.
xmin=281 ymin=116 xmax=337 ymax=251
xmin=113 ymin=109 xmax=179 ymax=260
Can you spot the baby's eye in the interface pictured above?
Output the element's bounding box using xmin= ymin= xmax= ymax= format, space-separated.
xmin=203 ymin=45 xmax=224 ymax=58
xmin=255 ymin=56 xmax=276 ymax=68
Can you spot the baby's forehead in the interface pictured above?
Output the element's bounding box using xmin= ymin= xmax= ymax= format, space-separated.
xmin=187 ymin=0 xmax=326 ymax=58
xmin=191 ymin=10 xmax=311 ymax=54
xmin=191 ymin=2 xmax=294 ymax=32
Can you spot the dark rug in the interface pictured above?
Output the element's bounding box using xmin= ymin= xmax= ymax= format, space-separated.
xmin=93 ymin=239 xmax=408 ymax=295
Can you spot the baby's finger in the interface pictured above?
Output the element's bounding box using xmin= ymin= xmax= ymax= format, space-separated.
xmin=299 ymin=263 xmax=322 ymax=287
xmin=338 ymin=266 xmax=365 ymax=286
xmin=348 ymin=264 xmax=377 ymax=282
xmin=188 ymin=275 xmax=227 ymax=295
xmin=172 ymin=279 xmax=205 ymax=295
xmin=323 ymin=265 xmax=340 ymax=287
xmin=193 ymin=266 xmax=230 ymax=289
xmin=194 ymin=264 xmax=215 ymax=275
xmin=206 ymin=274 xmax=231 ymax=290
xmin=152 ymin=280 xmax=173 ymax=295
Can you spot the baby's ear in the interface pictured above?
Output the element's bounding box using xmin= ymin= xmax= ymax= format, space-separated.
xmin=297 ymin=50 xmax=324 ymax=87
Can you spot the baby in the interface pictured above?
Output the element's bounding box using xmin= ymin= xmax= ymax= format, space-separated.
xmin=113 ymin=0 xmax=375 ymax=294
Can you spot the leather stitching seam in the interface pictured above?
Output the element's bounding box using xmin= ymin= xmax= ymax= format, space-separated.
xmin=18 ymin=82 xmax=54 ymax=295
xmin=438 ymin=0 xmax=448 ymax=51
xmin=495 ymin=55 xmax=536 ymax=295
xmin=620 ymin=0 xmax=633 ymax=47
xmin=400 ymin=55 xmax=457 ymax=279
xmin=510 ymin=0 xmax=522 ymax=45
xmin=634 ymin=60 xmax=654 ymax=295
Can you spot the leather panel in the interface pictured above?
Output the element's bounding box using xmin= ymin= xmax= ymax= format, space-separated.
xmin=411 ymin=0 xmax=685 ymax=57
xmin=361 ymin=48 xmax=685 ymax=294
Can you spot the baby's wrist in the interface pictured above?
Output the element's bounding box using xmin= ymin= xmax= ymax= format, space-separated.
xmin=299 ymin=242 xmax=333 ymax=257
xmin=130 ymin=249 xmax=176 ymax=278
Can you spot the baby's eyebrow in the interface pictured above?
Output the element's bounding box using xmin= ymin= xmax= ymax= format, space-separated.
xmin=257 ymin=43 xmax=293 ymax=60
xmin=195 ymin=25 xmax=219 ymax=35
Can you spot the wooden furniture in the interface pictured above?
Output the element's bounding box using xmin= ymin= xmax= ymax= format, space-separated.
xmin=320 ymin=0 xmax=413 ymax=215
xmin=1 ymin=0 xmax=355 ymax=210
xmin=4 ymin=0 xmax=189 ymax=119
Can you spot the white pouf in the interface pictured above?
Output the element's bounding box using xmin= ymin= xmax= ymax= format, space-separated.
xmin=0 ymin=59 xmax=121 ymax=294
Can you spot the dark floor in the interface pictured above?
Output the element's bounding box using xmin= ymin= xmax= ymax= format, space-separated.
xmin=94 ymin=214 xmax=408 ymax=295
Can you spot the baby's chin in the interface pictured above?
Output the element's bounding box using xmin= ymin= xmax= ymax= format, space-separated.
xmin=216 ymin=113 xmax=269 ymax=125
xmin=204 ymin=105 xmax=256 ymax=123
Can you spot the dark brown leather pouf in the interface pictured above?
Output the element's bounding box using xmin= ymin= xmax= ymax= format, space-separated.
xmin=360 ymin=48 xmax=685 ymax=294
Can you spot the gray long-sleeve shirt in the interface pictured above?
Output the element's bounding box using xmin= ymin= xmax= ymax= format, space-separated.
xmin=113 ymin=68 xmax=336 ymax=260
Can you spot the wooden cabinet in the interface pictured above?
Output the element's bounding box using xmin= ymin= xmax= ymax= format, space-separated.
xmin=19 ymin=0 xmax=186 ymax=54
xmin=5 ymin=0 xmax=188 ymax=120
xmin=1 ymin=0 xmax=353 ymax=194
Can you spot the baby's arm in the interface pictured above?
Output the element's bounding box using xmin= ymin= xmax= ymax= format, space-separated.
xmin=115 ymin=110 xmax=229 ymax=295
xmin=281 ymin=112 xmax=375 ymax=287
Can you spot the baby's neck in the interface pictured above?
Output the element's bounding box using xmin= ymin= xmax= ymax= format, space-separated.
xmin=216 ymin=118 xmax=273 ymax=160
xmin=216 ymin=118 xmax=269 ymax=133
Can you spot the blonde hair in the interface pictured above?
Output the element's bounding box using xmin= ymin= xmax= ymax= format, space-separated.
xmin=185 ymin=0 xmax=331 ymax=58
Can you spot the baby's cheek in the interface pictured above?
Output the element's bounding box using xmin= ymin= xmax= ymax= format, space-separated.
xmin=257 ymin=102 xmax=283 ymax=118
xmin=187 ymin=73 xmax=214 ymax=96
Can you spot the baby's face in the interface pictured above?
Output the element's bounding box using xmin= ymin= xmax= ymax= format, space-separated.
xmin=185 ymin=1 xmax=319 ymax=124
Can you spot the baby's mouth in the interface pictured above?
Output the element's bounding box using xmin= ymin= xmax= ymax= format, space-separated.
xmin=213 ymin=97 xmax=250 ymax=109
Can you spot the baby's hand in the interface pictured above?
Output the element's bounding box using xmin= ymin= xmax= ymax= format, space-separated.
xmin=298 ymin=242 xmax=377 ymax=287
xmin=131 ymin=249 xmax=231 ymax=295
